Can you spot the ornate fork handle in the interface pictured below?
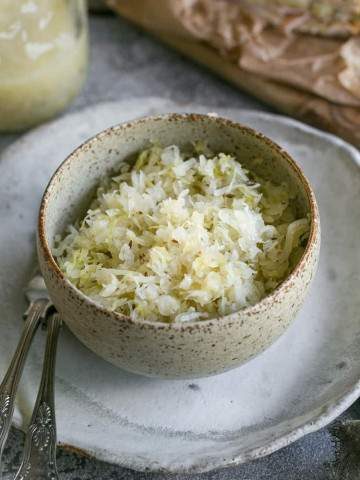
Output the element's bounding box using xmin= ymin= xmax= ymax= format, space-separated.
xmin=14 ymin=313 xmax=62 ymax=480
xmin=0 ymin=299 xmax=50 ymax=473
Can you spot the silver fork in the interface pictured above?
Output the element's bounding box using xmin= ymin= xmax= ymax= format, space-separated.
xmin=14 ymin=311 xmax=61 ymax=480
xmin=0 ymin=272 xmax=60 ymax=479
xmin=0 ymin=274 xmax=52 ymax=473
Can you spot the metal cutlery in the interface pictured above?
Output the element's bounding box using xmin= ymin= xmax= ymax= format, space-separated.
xmin=14 ymin=312 xmax=61 ymax=480
xmin=0 ymin=271 xmax=60 ymax=479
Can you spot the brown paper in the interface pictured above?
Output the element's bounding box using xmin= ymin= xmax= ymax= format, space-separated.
xmin=229 ymin=0 xmax=360 ymax=38
xmin=107 ymin=0 xmax=360 ymax=148
xmin=173 ymin=0 xmax=360 ymax=105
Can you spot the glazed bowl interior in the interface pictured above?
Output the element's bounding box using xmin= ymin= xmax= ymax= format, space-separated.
xmin=41 ymin=114 xmax=311 ymax=263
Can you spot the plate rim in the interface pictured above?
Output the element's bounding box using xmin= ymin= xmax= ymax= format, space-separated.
xmin=2 ymin=98 xmax=360 ymax=473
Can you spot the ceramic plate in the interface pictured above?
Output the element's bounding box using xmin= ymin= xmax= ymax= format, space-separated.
xmin=0 ymin=99 xmax=359 ymax=474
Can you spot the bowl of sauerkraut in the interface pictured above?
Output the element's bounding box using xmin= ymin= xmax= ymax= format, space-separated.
xmin=38 ymin=113 xmax=320 ymax=378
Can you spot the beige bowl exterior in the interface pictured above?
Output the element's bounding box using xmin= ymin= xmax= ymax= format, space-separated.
xmin=37 ymin=113 xmax=320 ymax=379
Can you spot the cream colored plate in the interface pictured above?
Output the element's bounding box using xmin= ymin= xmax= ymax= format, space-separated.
xmin=0 ymin=99 xmax=359 ymax=473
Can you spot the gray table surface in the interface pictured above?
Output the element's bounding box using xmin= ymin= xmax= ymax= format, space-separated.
xmin=1 ymin=14 xmax=360 ymax=480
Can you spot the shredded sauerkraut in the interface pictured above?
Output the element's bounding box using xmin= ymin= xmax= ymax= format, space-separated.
xmin=54 ymin=144 xmax=309 ymax=323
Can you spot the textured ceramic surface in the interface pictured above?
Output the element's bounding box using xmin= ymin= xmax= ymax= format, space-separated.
xmin=37 ymin=113 xmax=320 ymax=379
xmin=0 ymin=99 xmax=359 ymax=473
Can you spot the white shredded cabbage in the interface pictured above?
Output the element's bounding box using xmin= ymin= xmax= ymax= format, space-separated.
xmin=54 ymin=144 xmax=309 ymax=323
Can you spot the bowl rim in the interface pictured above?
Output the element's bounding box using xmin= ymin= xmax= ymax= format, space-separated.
xmin=38 ymin=112 xmax=320 ymax=330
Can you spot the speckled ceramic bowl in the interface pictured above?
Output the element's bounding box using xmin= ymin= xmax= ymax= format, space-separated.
xmin=37 ymin=113 xmax=320 ymax=379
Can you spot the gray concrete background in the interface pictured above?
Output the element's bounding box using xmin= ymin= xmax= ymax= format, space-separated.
xmin=1 ymin=14 xmax=360 ymax=480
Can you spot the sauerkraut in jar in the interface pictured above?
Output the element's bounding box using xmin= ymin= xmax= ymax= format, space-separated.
xmin=0 ymin=0 xmax=88 ymax=132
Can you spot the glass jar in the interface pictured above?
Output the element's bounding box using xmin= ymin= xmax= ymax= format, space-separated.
xmin=0 ymin=0 xmax=88 ymax=132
